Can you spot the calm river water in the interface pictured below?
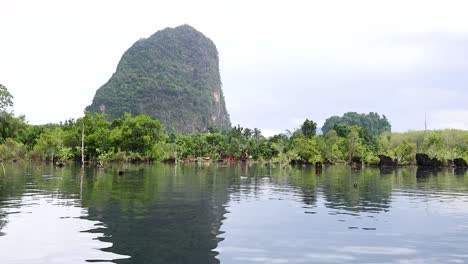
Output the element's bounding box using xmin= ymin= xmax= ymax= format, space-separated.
xmin=0 ymin=163 xmax=467 ymax=263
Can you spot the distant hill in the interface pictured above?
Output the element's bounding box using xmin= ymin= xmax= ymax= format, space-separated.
xmin=321 ymin=112 xmax=391 ymax=135
xmin=86 ymin=25 xmax=231 ymax=133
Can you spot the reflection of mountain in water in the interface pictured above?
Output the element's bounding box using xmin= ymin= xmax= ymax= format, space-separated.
xmin=1 ymin=163 xmax=468 ymax=263
xmin=81 ymin=165 xmax=232 ymax=264
xmin=0 ymin=212 xmax=6 ymax=236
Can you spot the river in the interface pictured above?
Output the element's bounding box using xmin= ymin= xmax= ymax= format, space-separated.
xmin=0 ymin=163 xmax=467 ymax=263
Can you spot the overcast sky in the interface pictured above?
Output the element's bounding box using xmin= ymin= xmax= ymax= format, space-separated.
xmin=1 ymin=0 xmax=467 ymax=136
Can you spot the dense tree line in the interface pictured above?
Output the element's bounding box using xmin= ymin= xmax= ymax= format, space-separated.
xmin=0 ymin=85 xmax=467 ymax=166
xmin=1 ymin=111 xmax=467 ymax=166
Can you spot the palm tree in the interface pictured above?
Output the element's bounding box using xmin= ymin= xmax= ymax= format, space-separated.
xmin=253 ymin=128 xmax=261 ymax=142
xmin=243 ymin=128 xmax=252 ymax=139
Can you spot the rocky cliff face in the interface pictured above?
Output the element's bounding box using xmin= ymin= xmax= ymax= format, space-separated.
xmin=86 ymin=25 xmax=231 ymax=133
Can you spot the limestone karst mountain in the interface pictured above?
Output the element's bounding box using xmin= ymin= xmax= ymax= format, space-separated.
xmin=86 ymin=25 xmax=231 ymax=133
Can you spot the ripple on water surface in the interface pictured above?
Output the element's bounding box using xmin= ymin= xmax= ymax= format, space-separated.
xmin=216 ymin=166 xmax=468 ymax=264
xmin=1 ymin=164 xmax=468 ymax=264
xmin=0 ymin=195 xmax=129 ymax=263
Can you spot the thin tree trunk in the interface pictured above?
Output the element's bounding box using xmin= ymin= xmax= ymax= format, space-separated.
xmin=81 ymin=122 xmax=85 ymax=168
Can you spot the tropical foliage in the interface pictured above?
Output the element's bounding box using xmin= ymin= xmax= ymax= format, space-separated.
xmin=0 ymin=110 xmax=466 ymax=166
xmin=0 ymin=84 xmax=466 ymax=166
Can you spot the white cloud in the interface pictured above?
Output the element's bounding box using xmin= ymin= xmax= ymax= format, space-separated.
xmin=262 ymin=129 xmax=286 ymax=138
xmin=0 ymin=0 xmax=467 ymax=131
xmin=429 ymin=110 xmax=468 ymax=130
xmin=290 ymin=117 xmax=306 ymax=128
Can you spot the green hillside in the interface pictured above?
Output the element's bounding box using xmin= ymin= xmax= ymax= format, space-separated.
xmin=86 ymin=25 xmax=231 ymax=133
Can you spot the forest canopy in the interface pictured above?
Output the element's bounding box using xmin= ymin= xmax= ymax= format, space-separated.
xmin=321 ymin=112 xmax=391 ymax=136
xmin=1 ymin=83 xmax=467 ymax=167
xmin=0 ymin=109 xmax=466 ymax=167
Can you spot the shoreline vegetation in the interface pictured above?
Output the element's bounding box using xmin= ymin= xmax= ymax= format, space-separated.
xmin=0 ymin=110 xmax=467 ymax=170
xmin=1 ymin=82 xmax=467 ymax=169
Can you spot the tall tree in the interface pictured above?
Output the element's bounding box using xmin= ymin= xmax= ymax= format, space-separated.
xmin=0 ymin=84 xmax=13 ymax=113
xmin=346 ymin=127 xmax=362 ymax=163
xmin=253 ymin=128 xmax=261 ymax=142
xmin=301 ymin=119 xmax=317 ymax=138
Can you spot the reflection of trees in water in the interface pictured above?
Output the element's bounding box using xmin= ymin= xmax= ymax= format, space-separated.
xmin=415 ymin=167 xmax=468 ymax=193
xmin=0 ymin=163 xmax=86 ymax=234
xmin=1 ymin=163 xmax=468 ymax=263
xmin=455 ymin=168 xmax=467 ymax=176
xmin=317 ymin=166 xmax=468 ymax=214
xmin=286 ymin=167 xmax=318 ymax=207
xmin=318 ymin=166 xmax=393 ymax=213
xmin=416 ymin=167 xmax=443 ymax=178
xmin=0 ymin=211 xmax=6 ymax=235
xmin=82 ymin=164 xmax=232 ymax=264
xmin=224 ymin=164 xmax=319 ymax=207
xmin=0 ymin=163 xmax=29 ymax=235
xmin=416 ymin=166 xmax=468 ymax=180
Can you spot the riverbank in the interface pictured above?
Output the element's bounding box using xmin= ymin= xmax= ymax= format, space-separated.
xmin=1 ymin=113 xmax=467 ymax=169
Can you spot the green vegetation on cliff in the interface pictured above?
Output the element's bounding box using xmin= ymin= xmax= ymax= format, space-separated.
xmin=86 ymin=25 xmax=230 ymax=133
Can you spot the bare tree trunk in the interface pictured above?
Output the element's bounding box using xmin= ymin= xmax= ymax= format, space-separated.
xmin=81 ymin=122 xmax=85 ymax=168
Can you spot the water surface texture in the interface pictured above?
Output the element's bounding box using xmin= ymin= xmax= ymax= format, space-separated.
xmin=0 ymin=163 xmax=467 ymax=263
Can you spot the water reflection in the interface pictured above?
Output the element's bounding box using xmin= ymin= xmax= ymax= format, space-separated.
xmin=81 ymin=164 xmax=230 ymax=264
xmin=454 ymin=167 xmax=467 ymax=176
xmin=217 ymin=165 xmax=468 ymax=264
xmin=0 ymin=195 xmax=127 ymax=263
xmin=319 ymin=166 xmax=392 ymax=213
xmin=0 ymin=163 xmax=467 ymax=264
